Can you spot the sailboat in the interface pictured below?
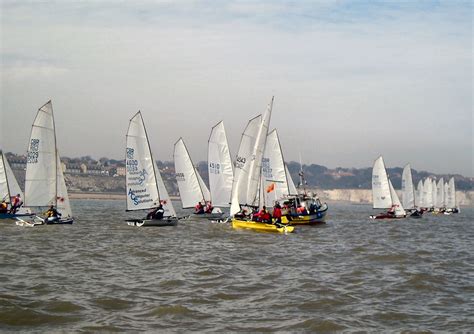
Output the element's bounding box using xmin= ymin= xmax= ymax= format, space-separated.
xmin=0 ymin=151 xmax=33 ymax=219
xmin=401 ymin=164 xmax=422 ymax=218
xmin=230 ymin=97 xmax=294 ymax=233
xmin=174 ymin=137 xmax=222 ymax=219
xmin=445 ymin=177 xmax=459 ymax=213
xmin=263 ymin=129 xmax=328 ymax=225
xmin=433 ymin=177 xmax=445 ymax=213
xmin=125 ymin=111 xmax=178 ymax=227
xmin=370 ymin=156 xmax=406 ymax=219
xmin=423 ymin=178 xmax=434 ymax=211
xmin=17 ymin=100 xmax=73 ymax=226
xmin=208 ymin=121 xmax=234 ymax=209
xmin=415 ymin=180 xmax=424 ymax=210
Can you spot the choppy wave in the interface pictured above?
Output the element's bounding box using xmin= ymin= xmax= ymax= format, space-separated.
xmin=0 ymin=201 xmax=473 ymax=332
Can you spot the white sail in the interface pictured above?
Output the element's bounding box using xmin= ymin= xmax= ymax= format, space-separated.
xmin=371 ymin=156 xmax=392 ymax=209
xmin=25 ymin=101 xmax=57 ymax=207
xmin=1 ymin=152 xmax=23 ymax=203
xmin=262 ymin=129 xmax=289 ymax=206
xmin=436 ymin=178 xmax=445 ymax=208
xmin=174 ymin=138 xmax=206 ymax=208
xmin=196 ymin=167 xmax=211 ymax=203
xmin=444 ymin=182 xmax=449 ymax=208
xmin=230 ymin=97 xmax=273 ymax=216
xmin=416 ymin=180 xmax=424 ymax=208
xmin=0 ymin=152 xmax=10 ymax=202
xmin=125 ymin=111 xmax=160 ymax=211
xmin=208 ymin=121 xmax=233 ymax=207
xmin=423 ymin=178 xmax=433 ymax=208
xmin=246 ymin=97 xmax=273 ymax=207
xmin=154 ymin=160 xmax=176 ymax=217
xmin=389 ymin=179 xmax=406 ymax=216
xmin=230 ymin=115 xmax=262 ymax=215
xmin=286 ymin=164 xmax=298 ymax=195
xmin=446 ymin=177 xmax=456 ymax=208
xmin=401 ymin=164 xmax=415 ymax=210
xmin=56 ymin=152 xmax=72 ymax=218
xmin=432 ymin=179 xmax=438 ymax=209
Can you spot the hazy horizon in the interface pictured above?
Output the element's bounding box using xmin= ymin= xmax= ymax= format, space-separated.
xmin=1 ymin=1 xmax=472 ymax=176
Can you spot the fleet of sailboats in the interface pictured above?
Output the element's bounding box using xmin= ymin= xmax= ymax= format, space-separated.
xmin=2 ymin=98 xmax=463 ymax=229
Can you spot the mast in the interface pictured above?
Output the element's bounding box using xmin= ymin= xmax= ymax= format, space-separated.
xmin=50 ymin=101 xmax=58 ymax=207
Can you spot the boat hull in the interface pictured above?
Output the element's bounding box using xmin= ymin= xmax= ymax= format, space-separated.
xmin=0 ymin=213 xmax=35 ymax=220
xmin=369 ymin=213 xmax=406 ymax=220
xmin=283 ymin=207 xmax=328 ymax=225
xmin=231 ymin=219 xmax=294 ymax=233
xmin=126 ymin=217 xmax=178 ymax=227
xmin=191 ymin=212 xmax=225 ymax=220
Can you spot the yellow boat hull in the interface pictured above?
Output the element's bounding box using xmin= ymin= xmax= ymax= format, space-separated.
xmin=231 ymin=219 xmax=295 ymax=233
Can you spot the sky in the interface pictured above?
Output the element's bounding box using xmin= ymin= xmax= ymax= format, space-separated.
xmin=1 ymin=0 xmax=472 ymax=176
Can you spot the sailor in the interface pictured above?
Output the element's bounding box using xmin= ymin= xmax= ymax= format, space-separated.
xmin=0 ymin=200 xmax=8 ymax=213
xmin=147 ymin=203 xmax=165 ymax=220
xmin=205 ymin=201 xmax=213 ymax=213
xmin=195 ymin=202 xmax=205 ymax=214
xmin=44 ymin=205 xmax=61 ymax=223
xmin=272 ymin=202 xmax=282 ymax=225
xmin=9 ymin=194 xmax=23 ymax=214
xmin=257 ymin=206 xmax=272 ymax=223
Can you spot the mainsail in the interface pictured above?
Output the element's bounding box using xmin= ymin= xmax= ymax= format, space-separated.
xmin=436 ymin=178 xmax=445 ymax=209
xmin=371 ymin=156 xmax=392 ymax=209
xmin=208 ymin=121 xmax=233 ymax=207
xmin=446 ymin=177 xmax=456 ymax=208
xmin=174 ymin=138 xmax=210 ymax=208
xmin=401 ymin=164 xmax=415 ymax=210
xmin=423 ymin=178 xmax=433 ymax=208
xmin=25 ymin=101 xmax=57 ymax=207
xmin=415 ymin=180 xmax=424 ymax=208
xmin=262 ymin=129 xmax=290 ymax=205
xmin=125 ymin=111 xmax=160 ymax=211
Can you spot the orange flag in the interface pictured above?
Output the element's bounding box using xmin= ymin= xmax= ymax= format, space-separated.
xmin=266 ymin=183 xmax=275 ymax=193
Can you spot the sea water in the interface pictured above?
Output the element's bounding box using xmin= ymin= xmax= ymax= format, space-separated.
xmin=0 ymin=200 xmax=473 ymax=332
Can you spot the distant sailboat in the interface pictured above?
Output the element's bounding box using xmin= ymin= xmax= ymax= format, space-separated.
xmin=401 ymin=164 xmax=422 ymax=218
xmin=0 ymin=151 xmax=33 ymax=219
xmin=370 ymin=156 xmax=406 ymax=219
xmin=230 ymin=97 xmax=294 ymax=233
xmin=207 ymin=121 xmax=234 ymax=208
xmin=174 ymin=138 xmax=222 ymax=219
xmin=445 ymin=177 xmax=459 ymax=213
xmin=17 ymin=101 xmax=73 ymax=226
xmin=415 ymin=180 xmax=424 ymax=209
xmin=125 ymin=111 xmax=178 ymax=227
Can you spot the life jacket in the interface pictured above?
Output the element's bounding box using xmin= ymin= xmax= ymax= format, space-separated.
xmin=273 ymin=207 xmax=282 ymax=218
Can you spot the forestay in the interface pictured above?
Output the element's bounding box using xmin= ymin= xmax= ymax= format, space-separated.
xmin=208 ymin=121 xmax=233 ymax=207
xmin=154 ymin=160 xmax=176 ymax=217
xmin=174 ymin=138 xmax=208 ymax=208
xmin=371 ymin=156 xmax=392 ymax=209
xmin=56 ymin=152 xmax=72 ymax=218
xmin=25 ymin=101 xmax=57 ymax=207
xmin=285 ymin=164 xmax=298 ymax=195
xmin=126 ymin=111 xmax=160 ymax=211
xmin=401 ymin=164 xmax=415 ymax=210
